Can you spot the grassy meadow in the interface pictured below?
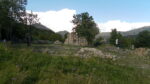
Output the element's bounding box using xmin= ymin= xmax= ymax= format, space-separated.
xmin=0 ymin=43 xmax=150 ymax=84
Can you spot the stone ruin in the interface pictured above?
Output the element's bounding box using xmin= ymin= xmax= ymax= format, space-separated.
xmin=64 ymin=32 xmax=88 ymax=46
xmin=133 ymin=48 xmax=150 ymax=56
xmin=75 ymin=48 xmax=116 ymax=60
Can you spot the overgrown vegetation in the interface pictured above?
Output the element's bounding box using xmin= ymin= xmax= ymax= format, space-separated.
xmin=0 ymin=43 xmax=150 ymax=84
xmin=109 ymin=29 xmax=150 ymax=48
xmin=109 ymin=29 xmax=134 ymax=48
xmin=0 ymin=0 xmax=150 ymax=84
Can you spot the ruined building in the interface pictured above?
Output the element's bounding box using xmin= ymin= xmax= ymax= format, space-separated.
xmin=64 ymin=32 xmax=88 ymax=46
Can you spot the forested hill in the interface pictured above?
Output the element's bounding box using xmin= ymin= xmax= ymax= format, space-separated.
xmin=31 ymin=24 xmax=63 ymax=42
xmin=122 ymin=26 xmax=150 ymax=36
xmin=100 ymin=26 xmax=150 ymax=39
xmin=33 ymin=23 xmax=51 ymax=31
xmin=0 ymin=22 xmax=63 ymax=42
xmin=57 ymin=31 xmax=69 ymax=38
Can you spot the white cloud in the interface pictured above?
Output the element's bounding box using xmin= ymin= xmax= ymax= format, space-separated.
xmin=33 ymin=9 xmax=76 ymax=32
xmin=98 ymin=20 xmax=150 ymax=32
xmin=31 ymin=9 xmax=150 ymax=33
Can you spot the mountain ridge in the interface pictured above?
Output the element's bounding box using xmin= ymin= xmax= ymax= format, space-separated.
xmin=32 ymin=23 xmax=52 ymax=31
xmin=99 ymin=26 xmax=150 ymax=39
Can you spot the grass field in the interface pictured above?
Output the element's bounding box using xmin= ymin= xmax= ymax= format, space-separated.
xmin=0 ymin=43 xmax=150 ymax=84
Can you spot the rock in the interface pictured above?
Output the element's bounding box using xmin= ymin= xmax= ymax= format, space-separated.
xmin=105 ymin=53 xmax=116 ymax=59
xmin=54 ymin=40 xmax=62 ymax=45
xmin=76 ymin=48 xmax=116 ymax=60
xmin=133 ymin=48 xmax=150 ymax=56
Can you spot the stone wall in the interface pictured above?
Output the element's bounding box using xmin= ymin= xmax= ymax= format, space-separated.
xmin=64 ymin=32 xmax=88 ymax=46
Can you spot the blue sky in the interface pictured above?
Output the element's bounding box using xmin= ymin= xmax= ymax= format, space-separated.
xmin=27 ymin=0 xmax=150 ymax=32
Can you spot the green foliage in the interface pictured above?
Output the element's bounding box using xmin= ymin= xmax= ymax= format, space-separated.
xmin=72 ymin=12 xmax=99 ymax=45
xmin=31 ymin=26 xmax=63 ymax=42
xmin=0 ymin=44 xmax=150 ymax=84
xmin=0 ymin=0 xmax=62 ymax=43
xmin=118 ymin=36 xmax=133 ymax=48
xmin=0 ymin=0 xmax=27 ymax=41
xmin=135 ymin=30 xmax=150 ymax=48
xmin=109 ymin=29 xmax=133 ymax=48
xmin=109 ymin=29 xmax=118 ymax=45
xmin=93 ymin=37 xmax=104 ymax=47
xmin=62 ymin=33 xmax=69 ymax=42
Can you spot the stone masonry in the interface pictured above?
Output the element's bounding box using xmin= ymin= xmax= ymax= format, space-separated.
xmin=64 ymin=32 xmax=88 ymax=46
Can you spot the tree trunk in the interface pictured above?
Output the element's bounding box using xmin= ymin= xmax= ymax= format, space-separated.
xmin=27 ymin=24 xmax=31 ymax=46
xmin=10 ymin=21 xmax=13 ymax=43
xmin=0 ymin=24 xmax=1 ymax=40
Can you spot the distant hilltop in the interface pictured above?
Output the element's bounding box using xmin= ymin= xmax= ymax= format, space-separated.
xmin=98 ymin=26 xmax=150 ymax=39
xmin=32 ymin=23 xmax=52 ymax=31
xmin=57 ymin=31 xmax=69 ymax=38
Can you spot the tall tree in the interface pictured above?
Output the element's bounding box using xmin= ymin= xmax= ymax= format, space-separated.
xmin=72 ymin=12 xmax=99 ymax=45
xmin=23 ymin=11 xmax=39 ymax=46
xmin=109 ymin=29 xmax=118 ymax=45
xmin=0 ymin=0 xmax=27 ymax=41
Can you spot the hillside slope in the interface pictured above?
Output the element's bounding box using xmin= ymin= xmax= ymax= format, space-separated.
xmin=57 ymin=31 xmax=69 ymax=38
xmin=32 ymin=23 xmax=51 ymax=31
xmin=31 ymin=24 xmax=62 ymax=42
xmin=100 ymin=26 xmax=150 ymax=39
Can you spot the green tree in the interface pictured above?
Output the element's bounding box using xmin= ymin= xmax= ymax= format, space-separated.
xmin=109 ymin=29 xmax=118 ymax=45
xmin=0 ymin=0 xmax=27 ymax=41
xmin=93 ymin=37 xmax=104 ymax=47
xmin=23 ymin=11 xmax=39 ymax=46
xmin=135 ymin=31 xmax=150 ymax=48
xmin=72 ymin=12 xmax=99 ymax=45
xmin=118 ymin=35 xmax=132 ymax=48
xmin=109 ymin=29 xmax=132 ymax=48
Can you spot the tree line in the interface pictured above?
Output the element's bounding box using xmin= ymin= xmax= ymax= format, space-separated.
xmin=0 ymin=0 xmax=63 ymax=46
xmin=0 ymin=0 xmax=27 ymax=41
xmin=109 ymin=29 xmax=150 ymax=48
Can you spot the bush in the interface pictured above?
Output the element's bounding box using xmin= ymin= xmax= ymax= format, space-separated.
xmin=135 ymin=31 xmax=150 ymax=48
xmin=93 ymin=37 xmax=104 ymax=47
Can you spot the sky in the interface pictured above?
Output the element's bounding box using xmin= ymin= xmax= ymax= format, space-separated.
xmin=27 ymin=0 xmax=150 ymax=32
